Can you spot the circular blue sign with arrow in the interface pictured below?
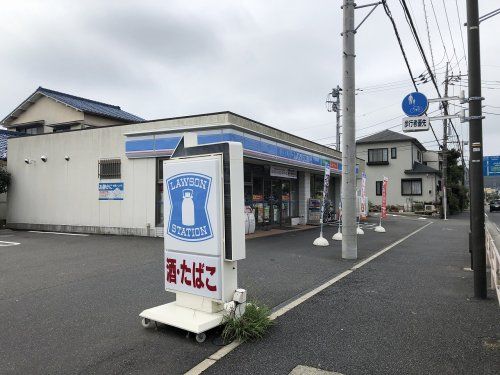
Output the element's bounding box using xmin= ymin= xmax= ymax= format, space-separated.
xmin=402 ymin=92 xmax=428 ymax=117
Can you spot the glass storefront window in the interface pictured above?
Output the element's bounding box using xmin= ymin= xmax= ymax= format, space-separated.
xmin=311 ymin=174 xmax=324 ymax=199
xmin=290 ymin=178 xmax=299 ymax=218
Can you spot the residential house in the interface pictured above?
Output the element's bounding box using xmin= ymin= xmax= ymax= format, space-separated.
xmin=356 ymin=129 xmax=441 ymax=211
xmin=1 ymin=87 xmax=144 ymax=134
xmin=0 ymin=129 xmax=27 ymax=222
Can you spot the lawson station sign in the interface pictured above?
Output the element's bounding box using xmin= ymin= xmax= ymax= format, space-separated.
xmin=166 ymin=172 xmax=213 ymax=242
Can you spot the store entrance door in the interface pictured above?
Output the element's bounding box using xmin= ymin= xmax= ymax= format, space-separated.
xmin=269 ymin=179 xmax=291 ymax=227
xmin=281 ymin=180 xmax=291 ymax=225
xmin=270 ymin=180 xmax=281 ymax=226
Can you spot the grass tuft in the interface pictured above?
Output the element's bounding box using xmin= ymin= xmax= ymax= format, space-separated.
xmin=222 ymin=301 xmax=274 ymax=343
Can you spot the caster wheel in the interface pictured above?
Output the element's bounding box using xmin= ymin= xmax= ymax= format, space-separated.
xmin=195 ymin=333 xmax=206 ymax=343
xmin=141 ymin=317 xmax=154 ymax=328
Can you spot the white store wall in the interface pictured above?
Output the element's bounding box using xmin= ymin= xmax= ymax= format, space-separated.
xmin=7 ymin=125 xmax=157 ymax=235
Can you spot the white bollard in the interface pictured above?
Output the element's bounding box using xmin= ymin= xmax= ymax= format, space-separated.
xmin=313 ymin=234 xmax=329 ymax=246
xmin=332 ymin=226 xmax=342 ymax=241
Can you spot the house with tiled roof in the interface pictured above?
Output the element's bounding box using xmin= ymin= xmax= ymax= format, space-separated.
xmin=0 ymin=129 xmax=27 ymax=160
xmin=1 ymin=87 xmax=144 ymax=134
xmin=356 ymin=129 xmax=442 ymax=210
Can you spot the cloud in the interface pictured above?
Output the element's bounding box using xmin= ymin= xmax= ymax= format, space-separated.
xmin=0 ymin=0 xmax=498 ymax=155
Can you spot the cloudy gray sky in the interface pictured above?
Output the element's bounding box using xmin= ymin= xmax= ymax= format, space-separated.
xmin=0 ymin=0 xmax=498 ymax=156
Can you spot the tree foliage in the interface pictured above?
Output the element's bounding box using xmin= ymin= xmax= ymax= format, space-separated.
xmin=446 ymin=149 xmax=468 ymax=214
xmin=0 ymin=167 xmax=11 ymax=194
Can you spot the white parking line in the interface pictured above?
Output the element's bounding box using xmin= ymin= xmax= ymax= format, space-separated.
xmin=29 ymin=231 xmax=89 ymax=237
xmin=185 ymin=221 xmax=434 ymax=375
xmin=0 ymin=240 xmax=20 ymax=246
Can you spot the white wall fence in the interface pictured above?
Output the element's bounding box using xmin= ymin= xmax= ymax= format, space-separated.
xmin=485 ymin=227 xmax=500 ymax=306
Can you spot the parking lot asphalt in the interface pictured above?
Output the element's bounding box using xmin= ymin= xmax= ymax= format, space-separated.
xmin=205 ymin=214 xmax=500 ymax=375
xmin=0 ymin=216 xmax=428 ymax=374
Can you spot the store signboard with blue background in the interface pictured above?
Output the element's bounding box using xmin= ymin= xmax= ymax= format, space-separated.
xmin=98 ymin=182 xmax=124 ymax=200
xmin=163 ymin=154 xmax=224 ymax=300
xmin=483 ymin=155 xmax=500 ymax=176
xmin=125 ymin=128 xmax=359 ymax=175
xmin=163 ymin=155 xmax=222 ymax=257
xmin=402 ymin=92 xmax=429 ymax=117
xmin=165 ymin=172 xmax=213 ymax=242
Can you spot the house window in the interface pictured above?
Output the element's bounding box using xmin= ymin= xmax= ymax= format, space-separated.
xmin=391 ymin=147 xmax=397 ymax=159
xmin=98 ymin=158 xmax=121 ymax=179
xmin=16 ymin=126 xmax=43 ymax=135
xmin=417 ymin=150 xmax=422 ymax=162
xmin=367 ymin=148 xmax=389 ymax=165
xmin=375 ymin=181 xmax=383 ymax=196
xmin=401 ymin=178 xmax=422 ymax=196
xmin=53 ymin=125 xmax=72 ymax=133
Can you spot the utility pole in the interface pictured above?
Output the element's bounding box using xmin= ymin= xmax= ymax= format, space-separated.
xmin=341 ymin=0 xmax=357 ymax=259
xmin=442 ymin=62 xmax=449 ymax=220
xmin=466 ymin=0 xmax=486 ymax=299
xmin=335 ymin=85 xmax=341 ymax=150
xmin=326 ymin=86 xmax=342 ymax=150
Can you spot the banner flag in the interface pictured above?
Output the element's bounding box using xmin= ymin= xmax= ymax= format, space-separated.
xmin=320 ymin=163 xmax=331 ymax=224
xmin=381 ymin=176 xmax=388 ymax=219
xmin=360 ymin=172 xmax=367 ymax=218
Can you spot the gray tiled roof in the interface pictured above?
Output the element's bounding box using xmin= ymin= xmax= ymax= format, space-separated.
xmin=356 ymin=129 xmax=426 ymax=150
xmin=0 ymin=129 xmax=27 ymax=160
xmin=37 ymin=87 xmax=144 ymax=123
xmin=405 ymin=161 xmax=441 ymax=174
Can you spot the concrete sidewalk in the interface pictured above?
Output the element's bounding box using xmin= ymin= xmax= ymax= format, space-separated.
xmin=204 ymin=214 xmax=500 ymax=375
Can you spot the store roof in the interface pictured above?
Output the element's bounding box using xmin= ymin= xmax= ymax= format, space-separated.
xmin=1 ymin=87 xmax=145 ymax=125
xmin=356 ymin=129 xmax=426 ymax=151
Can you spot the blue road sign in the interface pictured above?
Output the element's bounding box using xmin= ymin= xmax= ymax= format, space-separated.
xmin=402 ymin=92 xmax=429 ymax=117
xmin=483 ymin=155 xmax=500 ymax=176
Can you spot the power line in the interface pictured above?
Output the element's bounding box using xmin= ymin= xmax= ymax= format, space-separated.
xmin=381 ymin=0 xmax=419 ymax=91
xmin=454 ymin=0 xmax=468 ymax=68
xmin=422 ymin=0 xmax=436 ymax=76
xmin=429 ymin=0 xmax=451 ymax=64
xmin=441 ymin=0 xmax=461 ymax=70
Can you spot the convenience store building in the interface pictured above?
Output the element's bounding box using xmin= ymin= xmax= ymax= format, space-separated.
xmin=7 ymin=111 xmax=364 ymax=236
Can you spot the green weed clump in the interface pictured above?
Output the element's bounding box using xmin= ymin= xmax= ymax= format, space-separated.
xmin=222 ymin=302 xmax=274 ymax=343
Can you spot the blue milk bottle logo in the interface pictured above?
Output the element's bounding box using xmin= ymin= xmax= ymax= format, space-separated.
xmin=166 ymin=173 xmax=213 ymax=242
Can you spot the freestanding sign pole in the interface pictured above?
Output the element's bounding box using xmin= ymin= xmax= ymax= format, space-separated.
xmin=140 ymin=136 xmax=246 ymax=342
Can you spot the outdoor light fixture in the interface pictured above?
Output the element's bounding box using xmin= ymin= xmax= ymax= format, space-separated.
xmin=64 ymin=155 xmax=70 ymax=161
xmin=40 ymin=155 xmax=47 ymax=162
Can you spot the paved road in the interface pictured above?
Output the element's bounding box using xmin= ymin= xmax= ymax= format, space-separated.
xmin=0 ymin=216 xmax=426 ymax=374
xmin=205 ymin=214 xmax=500 ymax=375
